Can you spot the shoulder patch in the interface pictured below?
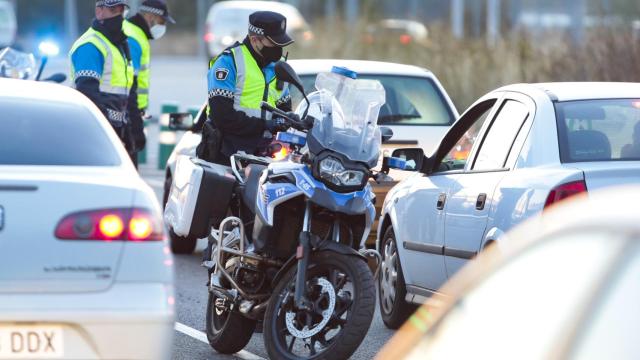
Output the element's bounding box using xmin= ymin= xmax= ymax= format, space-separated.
xmin=215 ymin=68 xmax=229 ymax=81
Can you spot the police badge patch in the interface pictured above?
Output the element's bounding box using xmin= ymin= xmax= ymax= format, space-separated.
xmin=215 ymin=68 xmax=229 ymax=81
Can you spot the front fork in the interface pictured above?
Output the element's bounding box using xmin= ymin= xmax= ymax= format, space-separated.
xmin=294 ymin=201 xmax=312 ymax=309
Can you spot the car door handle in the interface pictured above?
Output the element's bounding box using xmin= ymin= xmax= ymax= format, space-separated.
xmin=476 ymin=193 xmax=487 ymax=210
xmin=437 ymin=193 xmax=446 ymax=210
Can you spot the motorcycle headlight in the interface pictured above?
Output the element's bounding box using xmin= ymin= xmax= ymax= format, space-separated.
xmin=319 ymin=156 xmax=366 ymax=188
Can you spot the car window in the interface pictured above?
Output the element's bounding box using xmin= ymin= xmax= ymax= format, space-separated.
xmin=472 ymin=100 xmax=529 ymax=171
xmin=437 ymin=104 xmax=493 ymax=171
xmin=570 ymin=243 xmax=640 ymax=360
xmin=0 ymin=99 xmax=121 ymax=166
xmin=411 ymin=231 xmax=621 ymax=360
xmin=556 ymin=99 xmax=640 ymax=162
xmin=290 ymin=74 xmax=455 ymax=127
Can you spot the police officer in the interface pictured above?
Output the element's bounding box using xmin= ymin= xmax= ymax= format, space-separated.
xmin=197 ymin=11 xmax=295 ymax=166
xmin=69 ymin=0 xmax=135 ymax=147
xmin=123 ymin=0 xmax=175 ymax=167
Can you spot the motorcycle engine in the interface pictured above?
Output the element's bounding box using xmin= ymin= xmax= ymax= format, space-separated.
xmin=232 ymin=257 xmax=267 ymax=294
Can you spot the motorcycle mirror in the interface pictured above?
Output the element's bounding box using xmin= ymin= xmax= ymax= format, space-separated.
xmin=43 ymin=73 xmax=66 ymax=83
xmin=275 ymin=61 xmax=304 ymax=94
xmin=275 ymin=61 xmax=311 ymax=120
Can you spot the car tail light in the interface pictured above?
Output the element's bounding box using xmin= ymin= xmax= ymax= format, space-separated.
xmin=544 ymin=180 xmax=587 ymax=209
xmin=399 ymin=34 xmax=412 ymax=45
xmin=204 ymin=23 xmax=215 ymax=42
xmin=55 ymin=208 xmax=164 ymax=241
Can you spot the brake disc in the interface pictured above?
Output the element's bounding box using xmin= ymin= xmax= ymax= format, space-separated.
xmin=285 ymin=278 xmax=336 ymax=339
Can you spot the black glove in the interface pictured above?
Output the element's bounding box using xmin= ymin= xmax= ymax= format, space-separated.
xmin=265 ymin=116 xmax=290 ymax=133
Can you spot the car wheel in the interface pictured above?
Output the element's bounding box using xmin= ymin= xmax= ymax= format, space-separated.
xmin=378 ymin=226 xmax=416 ymax=329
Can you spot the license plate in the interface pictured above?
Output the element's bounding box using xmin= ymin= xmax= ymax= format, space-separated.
xmin=0 ymin=325 xmax=63 ymax=358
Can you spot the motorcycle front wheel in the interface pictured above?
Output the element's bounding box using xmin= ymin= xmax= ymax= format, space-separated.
xmin=263 ymin=251 xmax=375 ymax=360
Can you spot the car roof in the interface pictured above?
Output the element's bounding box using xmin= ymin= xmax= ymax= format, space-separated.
xmin=288 ymin=59 xmax=434 ymax=77
xmin=0 ymin=78 xmax=92 ymax=106
xmin=210 ymin=1 xmax=300 ymax=14
xmin=498 ymin=82 xmax=640 ymax=102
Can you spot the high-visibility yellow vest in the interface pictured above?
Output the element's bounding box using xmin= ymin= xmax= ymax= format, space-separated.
xmin=123 ymin=20 xmax=150 ymax=109
xmin=207 ymin=44 xmax=283 ymax=118
xmin=69 ymin=28 xmax=134 ymax=97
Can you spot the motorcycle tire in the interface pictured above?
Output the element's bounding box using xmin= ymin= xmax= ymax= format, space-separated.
xmin=263 ymin=251 xmax=375 ymax=360
xmin=168 ymin=227 xmax=197 ymax=254
xmin=205 ymin=291 xmax=256 ymax=354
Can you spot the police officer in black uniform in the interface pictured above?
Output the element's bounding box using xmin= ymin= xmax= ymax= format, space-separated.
xmin=196 ymin=11 xmax=295 ymax=166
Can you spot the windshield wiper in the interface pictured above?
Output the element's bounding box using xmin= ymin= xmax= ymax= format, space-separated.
xmin=378 ymin=114 xmax=421 ymax=121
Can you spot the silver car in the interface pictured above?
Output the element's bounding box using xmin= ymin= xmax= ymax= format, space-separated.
xmin=0 ymin=79 xmax=174 ymax=360
xmin=163 ymin=59 xmax=458 ymax=253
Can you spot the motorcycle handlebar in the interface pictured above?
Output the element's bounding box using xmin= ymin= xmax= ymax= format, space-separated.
xmin=261 ymin=101 xmax=313 ymax=131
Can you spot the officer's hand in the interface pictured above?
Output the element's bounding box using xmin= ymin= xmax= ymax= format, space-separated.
xmin=266 ymin=116 xmax=290 ymax=133
xmin=284 ymin=112 xmax=301 ymax=123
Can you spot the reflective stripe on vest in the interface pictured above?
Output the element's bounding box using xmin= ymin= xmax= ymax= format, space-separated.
xmin=206 ymin=44 xmax=282 ymax=119
xmin=231 ymin=45 xmax=281 ymax=118
xmin=69 ymin=28 xmax=134 ymax=96
xmin=123 ymin=20 xmax=150 ymax=109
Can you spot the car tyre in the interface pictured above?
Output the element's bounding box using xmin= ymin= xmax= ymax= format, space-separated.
xmin=378 ymin=226 xmax=416 ymax=329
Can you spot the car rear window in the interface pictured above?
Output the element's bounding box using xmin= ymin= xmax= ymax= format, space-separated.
xmin=0 ymin=99 xmax=122 ymax=166
xmin=556 ymin=99 xmax=640 ymax=162
xmin=292 ymin=74 xmax=456 ymax=127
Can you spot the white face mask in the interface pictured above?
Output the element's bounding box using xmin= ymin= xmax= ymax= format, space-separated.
xmin=150 ymin=24 xmax=166 ymax=39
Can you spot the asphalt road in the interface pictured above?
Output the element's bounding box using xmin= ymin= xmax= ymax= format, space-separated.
xmin=139 ymin=130 xmax=395 ymax=360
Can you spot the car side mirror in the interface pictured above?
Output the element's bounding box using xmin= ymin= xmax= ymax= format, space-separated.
xmin=380 ymin=126 xmax=393 ymax=143
xmin=166 ymin=112 xmax=194 ymax=131
xmin=390 ymin=147 xmax=425 ymax=172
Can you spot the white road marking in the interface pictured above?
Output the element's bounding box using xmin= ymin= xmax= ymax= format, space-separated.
xmin=174 ymin=322 xmax=265 ymax=360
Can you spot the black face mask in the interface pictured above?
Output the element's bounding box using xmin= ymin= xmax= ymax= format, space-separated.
xmin=260 ymin=45 xmax=283 ymax=64
xmin=100 ymin=14 xmax=124 ymax=38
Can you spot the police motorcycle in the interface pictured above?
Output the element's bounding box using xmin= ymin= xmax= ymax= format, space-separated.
xmin=0 ymin=41 xmax=66 ymax=83
xmin=165 ymin=63 xmax=393 ymax=359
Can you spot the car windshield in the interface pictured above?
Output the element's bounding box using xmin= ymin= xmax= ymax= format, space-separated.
xmin=291 ymin=74 xmax=455 ymax=127
xmin=0 ymin=99 xmax=122 ymax=166
xmin=556 ymin=99 xmax=640 ymax=162
xmin=295 ymin=72 xmax=385 ymax=167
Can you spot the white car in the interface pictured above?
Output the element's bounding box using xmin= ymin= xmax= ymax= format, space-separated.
xmin=0 ymin=79 xmax=174 ymax=359
xmin=204 ymin=0 xmax=312 ymax=58
xmin=378 ymin=82 xmax=640 ymax=329
xmin=0 ymin=0 xmax=16 ymax=48
xmin=164 ymin=59 xmax=458 ymax=253
xmin=378 ymin=185 xmax=640 ymax=359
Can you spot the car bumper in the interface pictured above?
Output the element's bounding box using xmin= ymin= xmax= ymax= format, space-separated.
xmin=0 ymin=283 xmax=174 ymax=360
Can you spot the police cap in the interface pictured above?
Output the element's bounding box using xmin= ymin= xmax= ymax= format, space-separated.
xmin=248 ymin=11 xmax=294 ymax=47
xmin=96 ymin=0 xmax=129 ymax=8
xmin=140 ymin=0 xmax=176 ymax=24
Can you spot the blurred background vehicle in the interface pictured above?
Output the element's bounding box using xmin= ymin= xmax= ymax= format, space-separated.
xmin=0 ymin=41 xmax=65 ymax=82
xmin=377 ymin=186 xmax=640 ymax=360
xmin=0 ymin=78 xmax=174 ymax=360
xmin=204 ymin=0 xmax=313 ymax=58
xmin=364 ymin=19 xmax=429 ymax=47
xmin=0 ymin=0 xmax=16 ymax=49
xmin=377 ymin=82 xmax=640 ymax=329
xmin=162 ymin=59 xmax=458 ymax=254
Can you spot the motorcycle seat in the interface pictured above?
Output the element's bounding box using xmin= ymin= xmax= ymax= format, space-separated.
xmin=240 ymin=164 xmax=267 ymax=214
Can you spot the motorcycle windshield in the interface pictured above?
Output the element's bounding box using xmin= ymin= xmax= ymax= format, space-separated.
xmin=297 ymin=72 xmax=386 ymax=167
xmin=0 ymin=47 xmax=36 ymax=80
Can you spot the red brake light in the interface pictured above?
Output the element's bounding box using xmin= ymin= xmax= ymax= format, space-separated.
xmin=55 ymin=208 xmax=164 ymax=241
xmin=399 ymin=34 xmax=412 ymax=45
xmin=204 ymin=32 xmax=215 ymax=42
xmin=544 ymin=180 xmax=587 ymax=209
